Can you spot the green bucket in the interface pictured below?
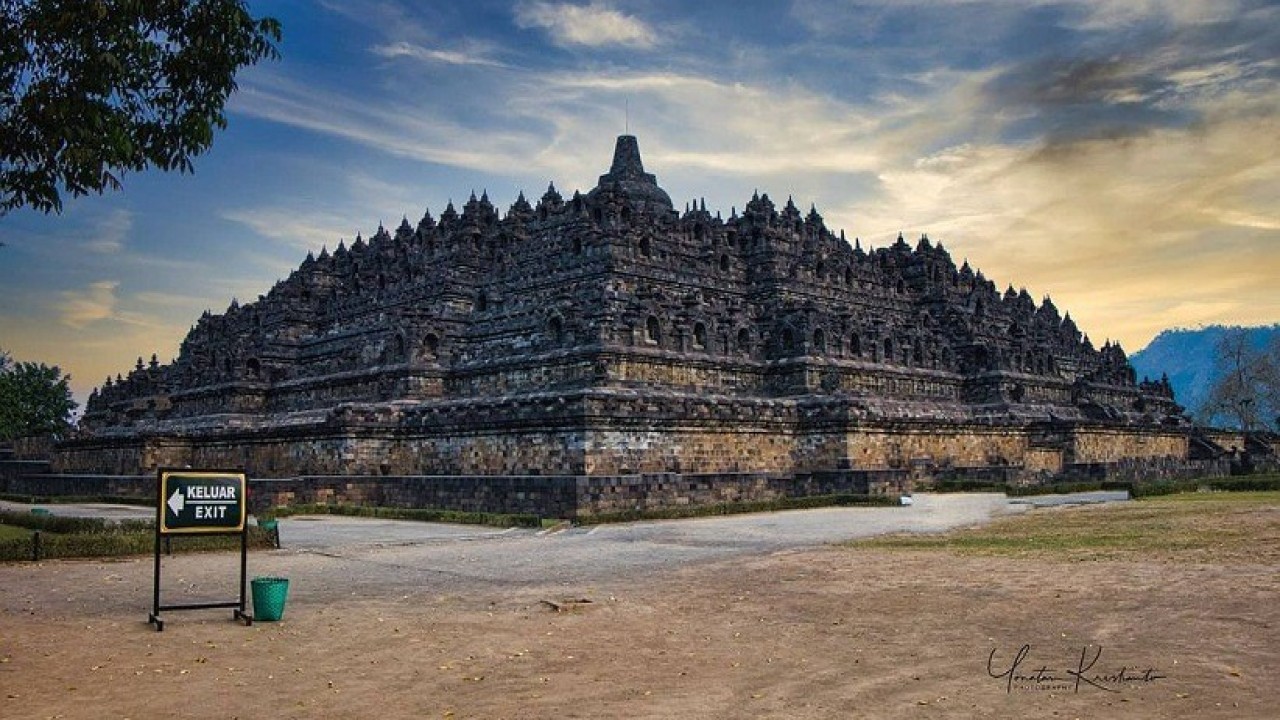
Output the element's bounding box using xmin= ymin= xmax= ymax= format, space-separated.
xmin=251 ymin=577 xmax=290 ymax=621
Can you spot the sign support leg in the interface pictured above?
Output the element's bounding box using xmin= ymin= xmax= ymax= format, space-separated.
xmin=149 ymin=503 xmax=164 ymax=631
xmin=235 ymin=526 xmax=252 ymax=625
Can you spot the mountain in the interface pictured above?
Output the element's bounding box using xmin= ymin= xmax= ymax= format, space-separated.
xmin=1130 ymin=324 xmax=1280 ymax=419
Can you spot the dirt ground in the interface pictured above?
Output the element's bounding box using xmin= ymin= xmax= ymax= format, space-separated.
xmin=2 ymin=518 xmax=1277 ymax=719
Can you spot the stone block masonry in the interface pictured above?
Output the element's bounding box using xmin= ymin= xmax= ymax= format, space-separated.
xmin=2 ymin=471 xmax=887 ymax=519
xmin=49 ymin=135 xmax=1198 ymax=515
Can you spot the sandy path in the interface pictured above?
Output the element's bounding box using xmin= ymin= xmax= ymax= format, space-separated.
xmin=2 ymin=539 xmax=1275 ymax=719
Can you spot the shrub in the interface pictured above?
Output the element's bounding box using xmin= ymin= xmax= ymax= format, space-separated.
xmin=577 ymin=493 xmax=894 ymax=525
xmin=268 ymin=503 xmax=542 ymax=528
xmin=0 ymin=510 xmax=150 ymax=534
xmin=931 ymin=478 xmax=1020 ymax=493
xmin=1203 ymin=475 xmax=1280 ymax=492
xmin=0 ymin=518 xmax=276 ymax=562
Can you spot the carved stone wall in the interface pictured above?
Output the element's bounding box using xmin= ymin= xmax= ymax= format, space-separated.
xmin=52 ymin=135 xmax=1195 ymax=510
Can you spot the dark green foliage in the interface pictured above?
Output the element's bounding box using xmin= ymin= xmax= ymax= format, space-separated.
xmin=932 ymin=479 xmax=1008 ymax=493
xmin=933 ymin=474 xmax=1280 ymax=498
xmin=0 ymin=509 xmax=275 ymax=561
xmin=1003 ymin=480 xmax=1127 ymax=496
xmin=577 ymin=493 xmax=896 ymax=525
xmin=1128 ymin=474 xmax=1280 ymax=498
xmin=0 ymin=508 xmax=148 ymax=533
xmin=0 ymin=493 xmax=152 ymax=506
xmin=267 ymin=497 xmax=895 ymax=527
xmin=268 ymin=503 xmax=544 ymax=528
xmin=1207 ymin=475 xmax=1280 ymax=492
xmin=1 ymin=0 xmax=280 ymax=214
xmin=1127 ymin=480 xmax=1192 ymax=498
xmin=0 ymin=351 xmax=77 ymax=439
xmin=933 ymin=479 xmax=1117 ymax=495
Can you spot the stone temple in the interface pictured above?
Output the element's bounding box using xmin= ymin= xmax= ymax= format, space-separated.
xmin=55 ymin=135 xmax=1193 ymax=517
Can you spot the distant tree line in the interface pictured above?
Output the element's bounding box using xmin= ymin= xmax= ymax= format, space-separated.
xmin=0 ymin=348 xmax=77 ymax=440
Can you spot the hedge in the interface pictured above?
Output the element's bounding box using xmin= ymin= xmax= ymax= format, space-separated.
xmin=577 ymin=492 xmax=896 ymax=525
xmin=266 ymin=503 xmax=542 ymax=528
xmin=0 ymin=511 xmax=277 ymax=562
xmin=934 ymin=474 xmax=1280 ymax=499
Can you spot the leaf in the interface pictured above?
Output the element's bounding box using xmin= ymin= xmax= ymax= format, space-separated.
xmin=0 ymin=0 xmax=281 ymax=215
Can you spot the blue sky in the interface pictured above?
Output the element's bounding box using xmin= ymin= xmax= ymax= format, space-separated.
xmin=1 ymin=0 xmax=1278 ymax=407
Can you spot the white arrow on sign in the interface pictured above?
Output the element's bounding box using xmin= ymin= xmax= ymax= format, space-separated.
xmin=167 ymin=488 xmax=186 ymax=515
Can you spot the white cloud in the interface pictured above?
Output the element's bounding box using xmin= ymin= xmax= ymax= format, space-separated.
xmin=791 ymin=0 xmax=1246 ymax=30
xmin=232 ymin=74 xmax=542 ymax=175
xmin=84 ymin=209 xmax=131 ymax=254
xmin=1064 ymin=0 xmax=1245 ymax=30
xmin=515 ymin=2 xmax=657 ymax=48
xmin=508 ymin=65 xmax=1004 ymax=210
xmin=228 ymin=8 xmax=1279 ymax=352
xmin=371 ymin=41 xmax=507 ymax=68
xmin=60 ymin=281 xmax=119 ymax=329
xmin=848 ymin=105 xmax=1280 ymax=350
xmin=533 ymin=72 xmax=883 ymax=171
xmin=221 ymin=206 xmax=354 ymax=253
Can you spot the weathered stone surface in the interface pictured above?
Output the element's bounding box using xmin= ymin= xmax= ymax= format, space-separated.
xmin=51 ymin=135 xmax=1198 ymax=514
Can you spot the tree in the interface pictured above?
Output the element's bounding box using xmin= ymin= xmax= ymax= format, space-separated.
xmin=0 ymin=350 xmax=78 ymax=439
xmin=1198 ymin=330 xmax=1280 ymax=432
xmin=1 ymin=0 xmax=281 ymax=214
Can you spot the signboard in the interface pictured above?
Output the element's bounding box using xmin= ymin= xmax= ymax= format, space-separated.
xmin=149 ymin=469 xmax=253 ymax=631
xmin=158 ymin=471 xmax=247 ymax=535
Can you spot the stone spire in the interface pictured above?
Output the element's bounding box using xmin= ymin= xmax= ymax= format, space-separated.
xmin=607 ymin=134 xmax=648 ymax=180
xmin=590 ymin=135 xmax=673 ymax=212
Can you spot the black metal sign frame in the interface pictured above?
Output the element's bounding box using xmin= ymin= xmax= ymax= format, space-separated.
xmin=148 ymin=469 xmax=252 ymax=631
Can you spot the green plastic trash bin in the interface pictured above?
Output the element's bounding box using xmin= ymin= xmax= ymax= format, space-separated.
xmin=251 ymin=577 xmax=290 ymax=621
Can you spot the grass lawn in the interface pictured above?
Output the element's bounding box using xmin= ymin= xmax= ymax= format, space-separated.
xmin=852 ymin=490 xmax=1280 ymax=562
xmin=0 ymin=523 xmax=32 ymax=541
